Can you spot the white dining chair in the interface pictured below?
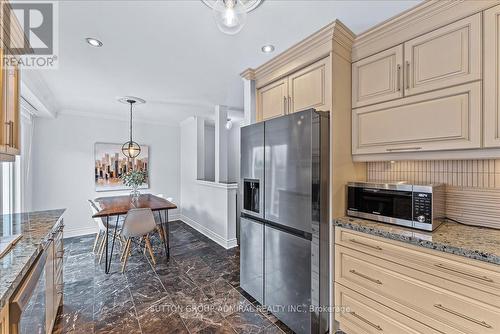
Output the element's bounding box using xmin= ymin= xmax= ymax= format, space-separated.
xmin=88 ymin=200 xmax=124 ymax=264
xmin=120 ymin=208 xmax=157 ymax=273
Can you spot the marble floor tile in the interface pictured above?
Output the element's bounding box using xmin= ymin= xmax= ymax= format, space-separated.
xmin=54 ymin=220 xmax=293 ymax=334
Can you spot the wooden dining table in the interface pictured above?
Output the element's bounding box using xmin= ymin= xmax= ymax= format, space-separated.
xmin=93 ymin=194 xmax=177 ymax=274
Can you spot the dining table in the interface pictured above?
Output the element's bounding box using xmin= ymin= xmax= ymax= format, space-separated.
xmin=92 ymin=194 xmax=177 ymax=274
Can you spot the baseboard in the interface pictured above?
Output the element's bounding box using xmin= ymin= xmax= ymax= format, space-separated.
xmin=180 ymin=214 xmax=237 ymax=249
xmin=64 ymin=226 xmax=97 ymax=238
xmin=64 ymin=214 xmax=181 ymax=239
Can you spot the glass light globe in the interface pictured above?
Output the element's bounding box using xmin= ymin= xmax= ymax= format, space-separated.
xmin=212 ymin=0 xmax=247 ymax=35
xmin=122 ymin=141 xmax=141 ymax=159
xmin=225 ymin=119 xmax=233 ymax=130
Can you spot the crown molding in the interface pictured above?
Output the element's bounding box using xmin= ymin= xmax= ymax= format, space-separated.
xmin=241 ymin=19 xmax=355 ymax=88
xmin=352 ymin=0 xmax=498 ymax=61
xmin=240 ymin=68 xmax=256 ymax=80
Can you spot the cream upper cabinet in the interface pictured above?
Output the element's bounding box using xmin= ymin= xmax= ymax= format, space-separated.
xmin=352 ymin=82 xmax=481 ymax=155
xmin=257 ymin=78 xmax=288 ymax=122
xmin=352 ymin=45 xmax=403 ymax=108
xmin=256 ymin=57 xmax=331 ymax=121
xmin=484 ymin=5 xmax=500 ymax=148
xmin=404 ymin=13 xmax=481 ymax=97
xmin=288 ymin=57 xmax=330 ymax=113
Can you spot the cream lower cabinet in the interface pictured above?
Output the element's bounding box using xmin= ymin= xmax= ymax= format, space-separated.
xmin=256 ymin=57 xmax=330 ymax=122
xmin=352 ymin=82 xmax=481 ymax=155
xmin=0 ymin=304 xmax=8 ymax=334
xmin=484 ymin=4 xmax=500 ymax=148
xmin=352 ymin=45 xmax=403 ymax=108
xmin=334 ymin=228 xmax=500 ymax=334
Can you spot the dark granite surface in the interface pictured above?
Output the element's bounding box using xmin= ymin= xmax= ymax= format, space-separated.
xmin=0 ymin=209 xmax=65 ymax=308
xmin=53 ymin=220 xmax=294 ymax=334
xmin=335 ymin=216 xmax=500 ymax=265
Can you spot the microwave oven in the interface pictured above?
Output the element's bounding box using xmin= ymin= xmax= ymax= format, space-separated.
xmin=347 ymin=181 xmax=445 ymax=231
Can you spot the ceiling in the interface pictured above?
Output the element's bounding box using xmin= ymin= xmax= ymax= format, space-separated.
xmin=24 ymin=0 xmax=421 ymax=124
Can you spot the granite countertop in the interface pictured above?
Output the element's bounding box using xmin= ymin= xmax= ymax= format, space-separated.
xmin=334 ymin=216 xmax=500 ymax=265
xmin=0 ymin=209 xmax=65 ymax=308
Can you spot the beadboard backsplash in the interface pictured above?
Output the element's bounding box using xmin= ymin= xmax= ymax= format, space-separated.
xmin=367 ymin=160 xmax=500 ymax=229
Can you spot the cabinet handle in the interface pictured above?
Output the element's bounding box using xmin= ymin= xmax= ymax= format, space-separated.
xmin=350 ymin=311 xmax=383 ymax=331
xmin=386 ymin=147 xmax=422 ymax=152
xmin=349 ymin=269 xmax=383 ymax=285
xmin=10 ymin=121 xmax=13 ymax=148
xmin=406 ymin=61 xmax=410 ymax=89
xmin=283 ymin=96 xmax=287 ymax=114
xmin=434 ymin=304 xmax=492 ymax=328
xmin=435 ymin=263 xmax=494 ymax=283
xmin=396 ymin=64 xmax=401 ymax=91
xmin=349 ymin=238 xmax=382 ymax=251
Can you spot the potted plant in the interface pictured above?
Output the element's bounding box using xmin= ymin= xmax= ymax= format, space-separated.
xmin=120 ymin=169 xmax=147 ymax=201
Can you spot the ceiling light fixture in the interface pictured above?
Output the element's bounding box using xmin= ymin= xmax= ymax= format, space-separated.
xmin=85 ymin=37 xmax=103 ymax=47
xmin=261 ymin=44 xmax=274 ymax=53
xmin=118 ymin=96 xmax=145 ymax=160
xmin=201 ymin=0 xmax=263 ymax=35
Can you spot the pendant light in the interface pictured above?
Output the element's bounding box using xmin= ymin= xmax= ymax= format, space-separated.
xmin=119 ymin=97 xmax=145 ymax=159
xmin=202 ymin=0 xmax=263 ymax=35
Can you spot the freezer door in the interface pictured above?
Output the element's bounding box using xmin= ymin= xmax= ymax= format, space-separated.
xmin=241 ymin=122 xmax=265 ymax=219
xmin=265 ymin=110 xmax=313 ymax=233
xmin=265 ymin=225 xmax=311 ymax=334
xmin=240 ymin=217 xmax=264 ymax=304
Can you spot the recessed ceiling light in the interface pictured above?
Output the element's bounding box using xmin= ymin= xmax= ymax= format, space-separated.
xmin=261 ymin=44 xmax=275 ymax=53
xmin=85 ymin=37 xmax=103 ymax=47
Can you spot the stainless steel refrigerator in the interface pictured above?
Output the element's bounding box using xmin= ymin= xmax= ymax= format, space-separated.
xmin=240 ymin=109 xmax=330 ymax=334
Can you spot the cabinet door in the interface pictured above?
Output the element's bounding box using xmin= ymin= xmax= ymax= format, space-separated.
xmin=484 ymin=5 xmax=500 ymax=148
xmin=256 ymin=78 xmax=288 ymax=121
xmin=404 ymin=13 xmax=481 ymax=97
xmin=45 ymin=240 xmax=55 ymax=332
xmin=0 ymin=48 xmax=6 ymax=152
xmin=4 ymin=64 xmax=19 ymax=155
xmin=288 ymin=57 xmax=330 ymax=113
xmin=352 ymin=45 xmax=403 ymax=108
xmin=0 ymin=304 xmax=8 ymax=334
xmin=352 ymin=82 xmax=481 ymax=155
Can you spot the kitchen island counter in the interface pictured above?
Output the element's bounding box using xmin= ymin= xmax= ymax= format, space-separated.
xmin=334 ymin=216 xmax=500 ymax=265
xmin=0 ymin=209 xmax=65 ymax=308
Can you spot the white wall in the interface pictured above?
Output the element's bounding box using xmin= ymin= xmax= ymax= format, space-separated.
xmin=31 ymin=113 xmax=180 ymax=237
xmin=204 ymin=124 xmax=215 ymax=182
xmin=180 ymin=117 xmax=237 ymax=249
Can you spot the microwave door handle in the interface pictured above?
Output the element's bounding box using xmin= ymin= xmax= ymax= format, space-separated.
xmin=362 ymin=189 xmax=412 ymax=197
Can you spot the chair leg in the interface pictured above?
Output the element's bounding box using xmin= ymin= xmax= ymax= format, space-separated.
xmin=120 ymin=238 xmax=131 ymax=262
xmin=145 ymin=235 xmax=156 ymax=265
xmin=93 ymin=231 xmax=101 ymax=253
xmin=98 ymin=235 xmax=107 ymax=264
xmin=156 ymin=226 xmax=164 ymax=242
xmin=121 ymin=239 xmax=132 ymax=273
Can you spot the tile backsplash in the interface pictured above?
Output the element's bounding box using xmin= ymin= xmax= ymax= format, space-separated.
xmin=367 ymin=160 xmax=500 ymax=229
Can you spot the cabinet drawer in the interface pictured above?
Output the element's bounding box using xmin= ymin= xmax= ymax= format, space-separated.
xmin=404 ymin=13 xmax=481 ymax=97
xmin=336 ymin=245 xmax=500 ymax=334
xmin=335 ymin=283 xmax=439 ymax=334
xmin=336 ymin=228 xmax=500 ymax=304
xmin=352 ymin=82 xmax=481 ymax=155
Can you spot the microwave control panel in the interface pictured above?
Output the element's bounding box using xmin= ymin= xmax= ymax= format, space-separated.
xmin=413 ymin=192 xmax=432 ymax=224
